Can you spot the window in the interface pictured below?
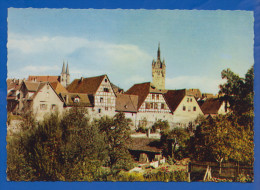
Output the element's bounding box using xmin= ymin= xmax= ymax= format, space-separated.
xmin=51 ymin=104 xmax=56 ymax=110
xmin=104 ymin=88 xmax=109 ymax=92
xmin=161 ymin=103 xmax=165 ymax=109
xmin=150 ymin=103 xmax=154 ymax=109
xmin=156 ymin=94 xmax=159 ymax=100
xmin=193 ymin=106 xmax=196 ymax=111
xmin=104 ymin=79 xmax=107 ymax=82
xmin=154 ymin=103 xmax=158 ymax=109
xmin=74 ymin=97 xmax=80 ymax=102
xmin=187 ymin=98 xmax=189 ymax=102
xmin=183 ymin=106 xmax=186 ymax=111
xmin=152 ymin=94 xmax=155 ymax=100
xmin=40 ymin=104 xmax=47 ymax=110
xmin=100 ymin=97 xmax=103 ymax=103
xmin=105 ymin=107 xmax=108 ymax=111
xmin=190 ymin=98 xmax=193 ymax=102
xmin=145 ymin=103 xmax=150 ymax=109
xmin=98 ymin=109 xmax=101 ymax=113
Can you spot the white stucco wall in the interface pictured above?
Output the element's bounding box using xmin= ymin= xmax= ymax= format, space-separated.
xmin=32 ymin=83 xmax=64 ymax=120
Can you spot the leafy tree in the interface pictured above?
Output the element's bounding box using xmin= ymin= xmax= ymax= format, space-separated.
xmin=219 ymin=66 xmax=254 ymax=130
xmin=193 ymin=114 xmax=254 ymax=173
xmin=95 ymin=112 xmax=134 ymax=173
xmin=161 ymin=128 xmax=190 ymax=160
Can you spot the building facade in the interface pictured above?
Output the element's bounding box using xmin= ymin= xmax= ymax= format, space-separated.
xmin=66 ymin=75 xmax=116 ymax=118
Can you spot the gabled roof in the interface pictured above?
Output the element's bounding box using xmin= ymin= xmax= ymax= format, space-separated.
xmin=28 ymin=75 xmax=60 ymax=83
xmin=23 ymin=81 xmax=41 ymax=92
xmin=128 ymin=138 xmax=162 ymax=153
xmin=125 ymin=82 xmax=151 ymax=109
xmin=163 ymin=89 xmax=187 ymax=112
xmin=125 ymin=82 xmax=167 ymax=110
xmin=60 ymin=92 xmax=92 ymax=107
xmin=50 ymin=81 xmax=68 ymax=94
xmin=199 ymin=98 xmax=224 ymax=115
xmin=116 ymin=94 xmax=139 ymax=113
xmin=66 ymin=75 xmax=106 ymax=95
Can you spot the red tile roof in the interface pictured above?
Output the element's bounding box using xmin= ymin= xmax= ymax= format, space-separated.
xmin=124 ymin=82 xmax=151 ymax=109
xmin=50 ymin=81 xmax=68 ymax=94
xmin=200 ymin=98 xmax=224 ymax=115
xmin=28 ymin=75 xmax=60 ymax=83
xmin=60 ymin=92 xmax=92 ymax=107
xmin=66 ymin=75 xmax=106 ymax=95
xmin=163 ymin=89 xmax=187 ymax=112
xmin=116 ymin=94 xmax=139 ymax=112
xmin=128 ymin=138 xmax=162 ymax=153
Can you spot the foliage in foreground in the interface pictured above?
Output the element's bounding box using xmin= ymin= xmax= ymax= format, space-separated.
xmin=7 ymin=109 xmax=134 ymax=181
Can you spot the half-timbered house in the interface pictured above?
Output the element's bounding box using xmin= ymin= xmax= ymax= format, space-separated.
xmin=66 ymin=75 xmax=116 ymax=118
xmin=124 ymin=82 xmax=173 ymax=128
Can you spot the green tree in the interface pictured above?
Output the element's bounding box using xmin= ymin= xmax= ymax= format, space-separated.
xmin=219 ymin=66 xmax=254 ymax=130
xmin=95 ymin=112 xmax=134 ymax=173
xmin=161 ymin=128 xmax=190 ymax=160
xmin=152 ymin=119 xmax=170 ymax=133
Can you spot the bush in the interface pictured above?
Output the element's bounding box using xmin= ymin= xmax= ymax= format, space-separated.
xmin=152 ymin=119 xmax=169 ymax=133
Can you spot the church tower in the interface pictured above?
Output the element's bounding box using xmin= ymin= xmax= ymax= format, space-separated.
xmin=60 ymin=61 xmax=70 ymax=87
xmin=152 ymin=43 xmax=166 ymax=90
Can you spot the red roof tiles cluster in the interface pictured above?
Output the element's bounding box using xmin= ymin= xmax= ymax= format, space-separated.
xmin=67 ymin=75 xmax=106 ymax=94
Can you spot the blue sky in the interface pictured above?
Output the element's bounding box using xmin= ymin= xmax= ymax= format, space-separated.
xmin=7 ymin=8 xmax=254 ymax=94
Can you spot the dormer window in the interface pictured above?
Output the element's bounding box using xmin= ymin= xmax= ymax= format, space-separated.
xmin=74 ymin=97 xmax=80 ymax=103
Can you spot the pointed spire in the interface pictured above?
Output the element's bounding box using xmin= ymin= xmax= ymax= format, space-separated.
xmin=66 ymin=62 xmax=69 ymax=74
xmin=157 ymin=42 xmax=160 ymax=60
xmin=62 ymin=61 xmax=65 ymax=73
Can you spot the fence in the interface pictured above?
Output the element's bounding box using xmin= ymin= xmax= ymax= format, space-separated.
xmin=189 ymin=161 xmax=253 ymax=181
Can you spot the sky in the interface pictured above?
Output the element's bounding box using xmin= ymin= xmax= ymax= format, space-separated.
xmin=7 ymin=8 xmax=254 ymax=94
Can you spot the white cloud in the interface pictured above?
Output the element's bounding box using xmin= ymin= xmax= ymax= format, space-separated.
xmin=7 ymin=33 xmax=154 ymax=91
xmin=21 ymin=65 xmax=60 ymax=73
xmin=166 ymin=76 xmax=225 ymax=94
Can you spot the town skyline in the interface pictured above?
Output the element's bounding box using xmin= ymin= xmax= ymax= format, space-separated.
xmin=7 ymin=8 xmax=254 ymax=94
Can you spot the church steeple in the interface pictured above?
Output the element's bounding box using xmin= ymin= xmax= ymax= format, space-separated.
xmin=62 ymin=61 xmax=66 ymax=74
xmin=66 ymin=62 xmax=69 ymax=74
xmin=157 ymin=42 xmax=160 ymax=61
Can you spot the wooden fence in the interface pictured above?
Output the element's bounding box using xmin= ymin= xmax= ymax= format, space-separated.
xmin=189 ymin=161 xmax=253 ymax=181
